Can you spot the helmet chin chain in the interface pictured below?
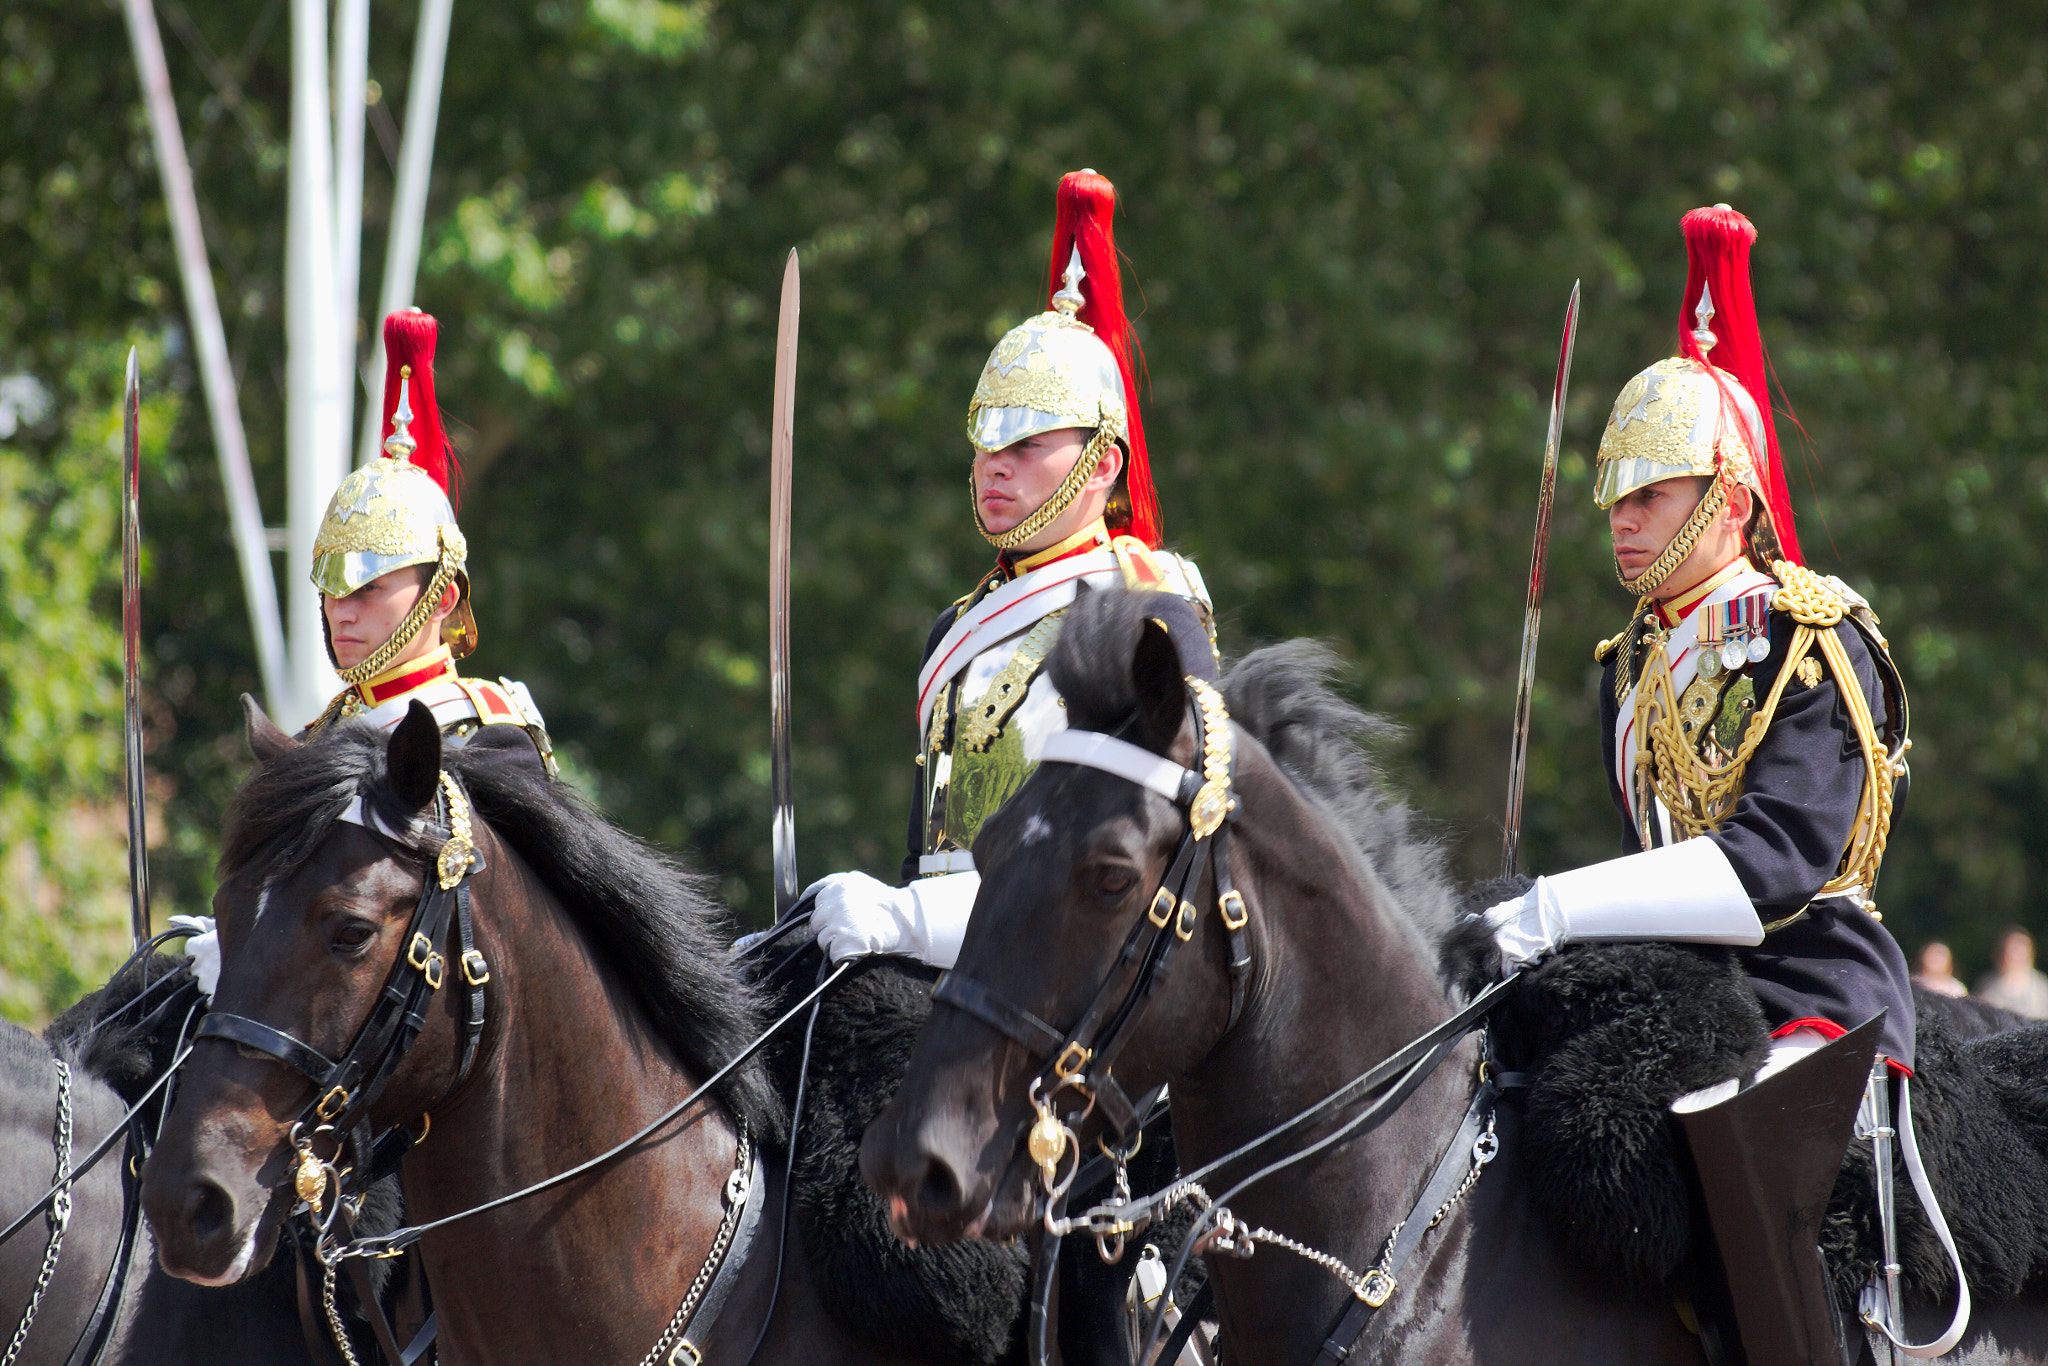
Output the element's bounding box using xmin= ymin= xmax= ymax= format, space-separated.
xmin=973 ymin=428 xmax=1115 ymax=551
xmin=1615 ymin=475 xmax=1729 ymax=598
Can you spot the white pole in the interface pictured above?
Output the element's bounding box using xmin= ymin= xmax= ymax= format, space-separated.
xmin=333 ymin=0 xmax=370 ymax=463
xmin=285 ymin=0 xmax=345 ymax=727
xmin=358 ymin=0 xmax=456 ymax=467
xmin=120 ymin=0 xmax=290 ymax=714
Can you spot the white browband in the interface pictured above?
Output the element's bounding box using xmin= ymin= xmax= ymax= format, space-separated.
xmin=1038 ymin=729 xmax=1191 ymax=803
xmin=337 ymin=795 xmax=422 ymax=844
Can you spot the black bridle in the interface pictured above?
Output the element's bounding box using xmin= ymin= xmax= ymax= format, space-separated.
xmin=195 ymin=773 xmax=489 ymax=1172
xmin=932 ymin=674 xmax=1251 ymax=1154
xmin=931 ymin=666 xmax=1522 ymax=1366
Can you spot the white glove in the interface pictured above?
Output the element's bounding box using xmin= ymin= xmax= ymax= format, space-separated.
xmin=805 ymin=870 xmax=981 ymax=969
xmin=168 ymin=914 xmax=221 ymax=999
xmin=1488 ymin=838 xmax=1763 ymax=972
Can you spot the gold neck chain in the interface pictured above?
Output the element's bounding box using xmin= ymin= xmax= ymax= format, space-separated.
xmin=973 ymin=427 xmax=1114 ymax=551
xmin=1615 ymin=476 xmax=1728 ymax=597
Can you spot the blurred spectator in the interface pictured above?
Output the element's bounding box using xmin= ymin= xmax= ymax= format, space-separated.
xmin=1912 ymin=941 xmax=1968 ymax=998
xmin=1976 ymin=926 xmax=2048 ymax=1019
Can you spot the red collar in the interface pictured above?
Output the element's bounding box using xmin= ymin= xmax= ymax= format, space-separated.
xmin=356 ymin=647 xmax=458 ymax=706
xmin=1653 ymin=557 xmax=1752 ymax=628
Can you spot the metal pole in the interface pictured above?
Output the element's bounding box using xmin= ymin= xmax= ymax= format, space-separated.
xmin=358 ymin=0 xmax=456 ymax=467
xmin=333 ymin=0 xmax=371 ymax=463
xmin=285 ymin=0 xmax=346 ymax=727
xmin=121 ymin=0 xmax=289 ymax=713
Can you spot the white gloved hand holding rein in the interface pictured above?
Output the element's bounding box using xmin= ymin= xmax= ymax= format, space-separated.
xmin=1486 ymin=837 xmax=1764 ymax=972
xmin=805 ymin=869 xmax=981 ymax=969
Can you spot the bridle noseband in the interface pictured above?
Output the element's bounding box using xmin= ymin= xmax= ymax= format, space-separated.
xmin=931 ymin=673 xmax=1252 ymax=1194
xmin=194 ymin=770 xmax=491 ymax=1192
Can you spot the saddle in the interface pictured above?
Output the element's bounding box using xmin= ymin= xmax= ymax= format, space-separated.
xmin=1489 ymin=940 xmax=2048 ymax=1309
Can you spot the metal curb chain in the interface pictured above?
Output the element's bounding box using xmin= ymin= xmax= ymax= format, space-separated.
xmin=321 ymin=1262 xmax=365 ymax=1366
xmin=3 ymin=1059 xmax=74 ymax=1366
xmin=1354 ymin=1114 xmax=1498 ymax=1305
xmin=1199 ymin=1111 xmax=1499 ymax=1309
xmin=637 ymin=1124 xmax=753 ymax=1366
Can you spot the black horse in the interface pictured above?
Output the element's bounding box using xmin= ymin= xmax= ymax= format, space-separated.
xmin=864 ymin=588 xmax=2048 ymax=1364
xmin=0 ymin=956 xmax=340 ymax=1365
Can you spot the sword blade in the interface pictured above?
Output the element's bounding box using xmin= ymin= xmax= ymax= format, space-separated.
xmin=769 ymin=249 xmax=800 ymax=917
xmin=1501 ymin=280 xmax=1580 ymax=877
xmin=122 ymin=346 xmax=152 ymax=944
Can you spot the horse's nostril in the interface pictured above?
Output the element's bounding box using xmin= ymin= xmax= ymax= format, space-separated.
xmin=914 ymin=1158 xmax=965 ymax=1217
xmin=186 ymin=1179 xmax=234 ymax=1248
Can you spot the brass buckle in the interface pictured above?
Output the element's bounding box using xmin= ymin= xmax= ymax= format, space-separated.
xmin=1053 ymin=1041 xmax=1093 ymax=1081
xmin=1219 ymin=889 xmax=1248 ymax=931
xmin=460 ymin=949 xmax=491 ymax=986
xmin=408 ymin=932 xmax=446 ymax=990
xmin=1358 ymin=1267 xmax=1396 ymax=1307
xmin=1174 ymin=898 xmax=1198 ymax=942
xmin=668 ymin=1342 xmax=703 ymax=1366
xmin=1147 ymin=888 xmax=1177 ymax=929
xmin=315 ymin=1086 xmax=350 ymax=1122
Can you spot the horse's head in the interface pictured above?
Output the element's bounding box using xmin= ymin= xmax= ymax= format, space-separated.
xmin=143 ymin=698 xmax=475 ymax=1284
xmin=863 ymin=590 xmax=1257 ymax=1244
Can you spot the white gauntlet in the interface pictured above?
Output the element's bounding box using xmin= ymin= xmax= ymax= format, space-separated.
xmin=1487 ymin=838 xmax=1763 ymax=972
xmin=805 ymin=870 xmax=981 ymax=969
xmin=168 ymin=914 xmax=221 ymax=999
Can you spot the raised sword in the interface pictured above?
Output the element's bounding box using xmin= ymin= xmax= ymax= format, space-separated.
xmin=769 ymin=249 xmax=800 ymax=917
xmin=1501 ymin=281 xmax=1580 ymax=877
xmin=122 ymin=346 xmax=152 ymax=944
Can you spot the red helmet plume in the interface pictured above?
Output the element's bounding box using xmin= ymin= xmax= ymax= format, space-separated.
xmin=1046 ymin=170 xmax=1160 ymax=548
xmin=379 ymin=308 xmax=459 ymax=510
xmin=1674 ymin=206 xmax=1799 ymax=565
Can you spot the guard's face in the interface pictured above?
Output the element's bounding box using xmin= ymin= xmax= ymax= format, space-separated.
xmin=972 ymin=427 xmax=1092 ymax=537
xmin=323 ymin=566 xmax=430 ymax=670
xmin=1608 ymin=476 xmax=1711 ymax=583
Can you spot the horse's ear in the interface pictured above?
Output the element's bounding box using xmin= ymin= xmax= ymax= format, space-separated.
xmin=242 ymin=694 xmax=299 ymax=763
xmin=1130 ymin=617 xmax=1187 ymax=755
xmin=386 ymin=701 xmax=443 ymax=812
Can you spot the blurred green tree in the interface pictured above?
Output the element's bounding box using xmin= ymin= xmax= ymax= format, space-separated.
xmin=3 ymin=0 xmax=2045 ymax=1018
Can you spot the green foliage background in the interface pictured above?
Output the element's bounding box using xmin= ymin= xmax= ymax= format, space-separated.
xmin=4 ymin=0 xmax=2046 ymax=1016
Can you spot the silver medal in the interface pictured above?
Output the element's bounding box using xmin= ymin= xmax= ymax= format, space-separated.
xmin=1697 ymin=647 xmax=1723 ymax=680
xmin=1746 ymin=634 xmax=1771 ymax=664
xmin=1720 ymin=640 xmax=1747 ymax=673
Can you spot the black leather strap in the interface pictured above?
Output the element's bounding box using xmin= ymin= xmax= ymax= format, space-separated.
xmin=932 ymin=972 xmax=1065 ymax=1058
xmin=1155 ymin=1280 xmax=1215 ymax=1365
xmin=197 ymin=1012 xmax=338 ymax=1083
xmin=1309 ymin=1081 xmax=1499 ymax=1365
xmin=59 ymin=1160 xmax=144 ymax=1366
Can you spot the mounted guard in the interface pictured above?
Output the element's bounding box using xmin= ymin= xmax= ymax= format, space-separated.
xmin=1486 ymin=206 xmax=1964 ymax=1361
xmin=805 ymin=168 xmax=1212 ymax=969
xmin=305 ymin=309 xmax=555 ymax=777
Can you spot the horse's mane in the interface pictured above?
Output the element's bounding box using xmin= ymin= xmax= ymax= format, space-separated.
xmin=1050 ymin=589 xmax=1461 ymax=967
xmin=219 ymin=728 xmax=781 ymax=1140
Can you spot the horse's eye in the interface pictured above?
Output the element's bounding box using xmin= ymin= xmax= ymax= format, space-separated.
xmin=333 ymin=920 xmax=376 ymax=951
xmin=1097 ymin=869 xmax=1137 ymax=899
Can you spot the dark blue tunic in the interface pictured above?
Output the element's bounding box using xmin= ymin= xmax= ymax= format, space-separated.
xmin=1599 ymin=608 xmax=1917 ymax=1068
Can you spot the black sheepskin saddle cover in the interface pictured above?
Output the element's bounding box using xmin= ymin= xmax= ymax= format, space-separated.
xmin=765 ymin=954 xmax=1028 ymax=1366
xmin=1493 ymin=941 xmax=2048 ymax=1308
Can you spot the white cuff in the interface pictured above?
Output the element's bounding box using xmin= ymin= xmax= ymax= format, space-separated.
xmin=168 ymin=914 xmax=221 ymax=999
xmin=1492 ymin=838 xmax=1762 ymax=970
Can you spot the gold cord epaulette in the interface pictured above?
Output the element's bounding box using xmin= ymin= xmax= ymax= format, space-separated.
xmin=1595 ymin=626 xmax=1631 ymax=665
xmin=1768 ymin=560 xmax=1845 ymax=627
xmin=1632 ymin=571 xmax=1896 ymax=919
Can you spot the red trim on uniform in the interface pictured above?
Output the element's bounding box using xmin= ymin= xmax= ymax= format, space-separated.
xmin=1773 ymin=1017 xmax=1911 ymax=1076
xmin=475 ymin=684 xmax=514 ymax=717
xmin=361 ymin=654 xmax=456 ymax=705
